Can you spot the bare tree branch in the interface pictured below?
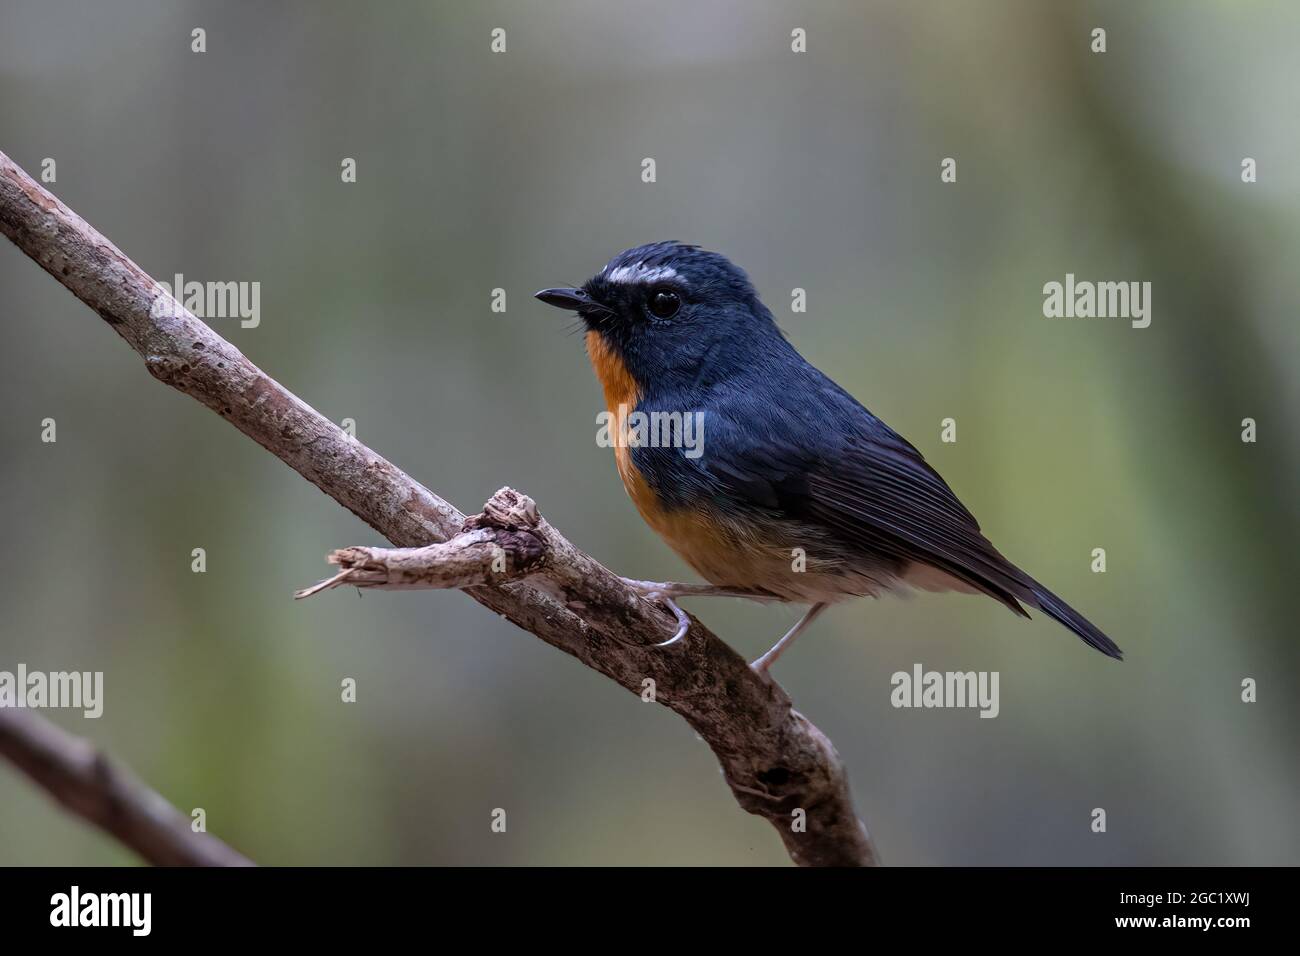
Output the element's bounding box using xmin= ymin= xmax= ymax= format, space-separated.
xmin=0 ymin=709 xmax=253 ymax=866
xmin=296 ymin=493 xmax=547 ymax=597
xmin=0 ymin=149 xmax=878 ymax=866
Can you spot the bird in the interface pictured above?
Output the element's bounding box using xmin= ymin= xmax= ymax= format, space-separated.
xmin=535 ymin=241 xmax=1122 ymax=673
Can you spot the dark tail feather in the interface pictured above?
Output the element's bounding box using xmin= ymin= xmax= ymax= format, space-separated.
xmin=1025 ymin=583 xmax=1123 ymax=660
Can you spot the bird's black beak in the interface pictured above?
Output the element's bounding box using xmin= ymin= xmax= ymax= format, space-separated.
xmin=534 ymin=287 xmax=609 ymax=315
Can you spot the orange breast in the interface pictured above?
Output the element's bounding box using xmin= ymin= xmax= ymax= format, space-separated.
xmin=586 ymin=331 xmax=775 ymax=590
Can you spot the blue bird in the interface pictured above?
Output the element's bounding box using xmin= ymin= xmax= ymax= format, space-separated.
xmin=537 ymin=242 xmax=1122 ymax=672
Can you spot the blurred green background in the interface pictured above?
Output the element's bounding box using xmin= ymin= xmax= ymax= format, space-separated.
xmin=1 ymin=0 xmax=1296 ymax=865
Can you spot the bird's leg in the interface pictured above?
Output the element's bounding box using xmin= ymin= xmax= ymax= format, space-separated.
xmin=619 ymin=578 xmax=780 ymax=602
xmin=751 ymin=603 xmax=829 ymax=674
xmin=617 ymin=577 xmax=782 ymax=648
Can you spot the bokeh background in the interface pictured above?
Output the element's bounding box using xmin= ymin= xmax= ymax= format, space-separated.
xmin=1 ymin=0 xmax=1296 ymax=865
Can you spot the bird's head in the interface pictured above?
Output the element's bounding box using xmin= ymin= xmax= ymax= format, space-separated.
xmin=535 ymin=241 xmax=779 ymax=395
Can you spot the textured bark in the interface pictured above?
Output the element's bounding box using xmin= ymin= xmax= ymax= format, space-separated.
xmin=0 ymin=149 xmax=877 ymax=866
xmin=294 ymin=488 xmax=548 ymax=597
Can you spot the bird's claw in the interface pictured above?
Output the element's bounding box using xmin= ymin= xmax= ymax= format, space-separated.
xmin=645 ymin=591 xmax=691 ymax=647
xmin=619 ymin=577 xmax=690 ymax=647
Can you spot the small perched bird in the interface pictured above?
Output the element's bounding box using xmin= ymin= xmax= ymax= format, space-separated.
xmin=536 ymin=242 xmax=1122 ymax=672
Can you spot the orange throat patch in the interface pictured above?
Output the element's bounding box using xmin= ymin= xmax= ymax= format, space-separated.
xmin=585 ymin=330 xmax=639 ymax=414
xmin=585 ymin=329 xmax=658 ymax=516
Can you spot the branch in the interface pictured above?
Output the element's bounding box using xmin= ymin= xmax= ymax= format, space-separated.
xmin=296 ymin=494 xmax=547 ymax=597
xmin=0 ymin=709 xmax=253 ymax=866
xmin=0 ymin=149 xmax=877 ymax=866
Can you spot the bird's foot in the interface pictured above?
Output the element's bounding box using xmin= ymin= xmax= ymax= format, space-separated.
xmin=616 ymin=579 xmax=692 ymax=645
xmin=616 ymin=577 xmax=791 ymax=652
xmin=644 ymin=591 xmax=691 ymax=647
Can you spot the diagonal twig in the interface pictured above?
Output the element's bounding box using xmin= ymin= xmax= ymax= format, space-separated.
xmin=0 ymin=709 xmax=253 ymax=866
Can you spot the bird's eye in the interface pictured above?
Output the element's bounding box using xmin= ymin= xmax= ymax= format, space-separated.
xmin=647 ymin=288 xmax=680 ymax=319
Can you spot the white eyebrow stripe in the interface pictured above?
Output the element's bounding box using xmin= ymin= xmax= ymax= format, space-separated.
xmin=604 ymin=263 xmax=680 ymax=285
